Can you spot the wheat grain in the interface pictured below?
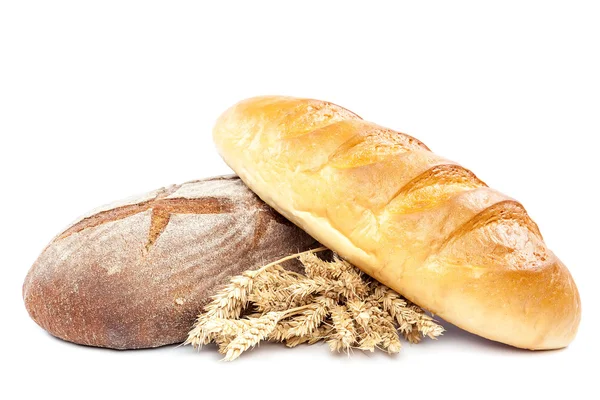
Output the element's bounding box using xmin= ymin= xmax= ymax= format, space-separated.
xmin=300 ymin=253 xmax=369 ymax=299
xmin=328 ymin=305 xmax=357 ymax=352
xmin=403 ymin=328 xmax=423 ymax=344
xmin=288 ymin=274 xmax=368 ymax=302
xmin=416 ymin=315 xmax=445 ymax=339
xmin=223 ymin=311 xmax=283 ymax=361
xmin=357 ymin=316 xmax=381 ymax=352
xmin=203 ymin=273 xmax=254 ymax=320
xmin=370 ymin=308 xmax=402 ymax=353
xmin=346 ymin=299 xmax=372 ymax=330
xmin=250 ymin=283 xmax=308 ymax=312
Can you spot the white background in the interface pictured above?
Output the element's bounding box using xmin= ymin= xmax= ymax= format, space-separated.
xmin=1 ymin=1 xmax=598 ymax=399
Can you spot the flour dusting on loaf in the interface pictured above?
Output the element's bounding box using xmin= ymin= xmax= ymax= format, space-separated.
xmin=23 ymin=175 xmax=317 ymax=349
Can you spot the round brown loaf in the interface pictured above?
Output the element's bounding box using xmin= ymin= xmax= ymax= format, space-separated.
xmin=23 ymin=175 xmax=317 ymax=349
xmin=213 ymin=96 xmax=581 ymax=350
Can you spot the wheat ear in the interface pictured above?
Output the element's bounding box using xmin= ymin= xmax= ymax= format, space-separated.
xmin=328 ymin=305 xmax=357 ymax=352
xmin=223 ymin=311 xmax=283 ymax=361
xmin=187 ymin=246 xmax=443 ymax=360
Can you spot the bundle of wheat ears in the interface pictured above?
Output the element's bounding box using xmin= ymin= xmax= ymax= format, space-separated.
xmin=185 ymin=247 xmax=444 ymax=361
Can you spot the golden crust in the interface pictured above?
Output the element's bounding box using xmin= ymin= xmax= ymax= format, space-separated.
xmin=213 ymin=95 xmax=581 ymax=349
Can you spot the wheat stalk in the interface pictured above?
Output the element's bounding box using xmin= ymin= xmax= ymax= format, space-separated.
xmin=186 ymin=247 xmax=443 ymax=360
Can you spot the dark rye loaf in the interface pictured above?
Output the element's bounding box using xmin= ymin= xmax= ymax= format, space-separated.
xmin=23 ymin=175 xmax=317 ymax=349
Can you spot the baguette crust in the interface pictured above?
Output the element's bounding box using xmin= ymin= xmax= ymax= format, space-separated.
xmin=23 ymin=176 xmax=317 ymax=349
xmin=213 ymin=96 xmax=581 ymax=349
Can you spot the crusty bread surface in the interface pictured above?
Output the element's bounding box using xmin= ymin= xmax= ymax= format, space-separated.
xmin=213 ymin=96 xmax=581 ymax=350
xmin=23 ymin=175 xmax=317 ymax=349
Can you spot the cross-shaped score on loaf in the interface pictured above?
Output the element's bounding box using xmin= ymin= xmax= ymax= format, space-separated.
xmin=57 ymin=182 xmax=284 ymax=252
xmin=57 ymin=184 xmax=238 ymax=251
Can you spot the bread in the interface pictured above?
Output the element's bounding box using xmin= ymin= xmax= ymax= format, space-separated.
xmin=213 ymin=96 xmax=581 ymax=350
xmin=23 ymin=175 xmax=317 ymax=349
